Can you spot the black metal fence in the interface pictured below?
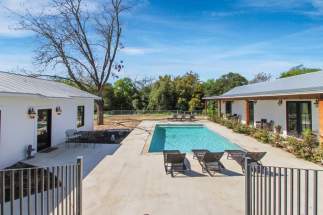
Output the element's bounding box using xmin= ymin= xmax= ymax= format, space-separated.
xmin=245 ymin=160 xmax=322 ymax=215
xmin=0 ymin=158 xmax=83 ymax=215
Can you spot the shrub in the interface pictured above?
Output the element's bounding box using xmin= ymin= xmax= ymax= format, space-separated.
xmin=253 ymin=129 xmax=270 ymax=143
xmin=313 ymin=148 xmax=323 ymax=163
xmin=298 ymin=129 xmax=318 ymax=160
xmin=233 ymin=123 xmax=251 ymax=135
xmin=223 ymin=119 xmax=234 ymax=129
xmin=286 ymin=136 xmax=302 ymax=155
xmin=210 ymin=116 xmax=322 ymax=163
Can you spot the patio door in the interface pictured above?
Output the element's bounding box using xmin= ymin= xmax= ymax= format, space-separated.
xmin=286 ymin=101 xmax=312 ymax=136
xmin=248 ymin=101 xmax=255 ymax=126
xmin=37 ymin=109 xmax=52 ymax=151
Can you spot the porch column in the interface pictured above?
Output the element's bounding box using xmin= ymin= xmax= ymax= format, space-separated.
xmin=218 ymin=100 xmax=221 ymax=117
xmin=245 ymin=100 xmax=250 ymax=125
xmin=205 ymin=100 xmax=208 ymax=115
xmin=319 ymin=98 xmax=323 ymax=147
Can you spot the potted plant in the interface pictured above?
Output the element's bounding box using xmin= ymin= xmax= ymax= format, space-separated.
xmin=274 ymin=125 xmax=282 ymax=134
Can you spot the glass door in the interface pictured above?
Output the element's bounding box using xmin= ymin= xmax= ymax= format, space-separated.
xmin=248 ymin=101 xmax=255 ymax=126
xmin=286 ymin=101 xmax=311 ymax=136
xmin=37 ymin=109 xmax=52 ymax=151
xmin=299 ymin=102 xmax=311 ymax=132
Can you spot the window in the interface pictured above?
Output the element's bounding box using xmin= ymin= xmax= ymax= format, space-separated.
xmin=77 ymin=106 xmax=85 ymax=128
xmin=225 ymin=101 xmax=232 ymax=115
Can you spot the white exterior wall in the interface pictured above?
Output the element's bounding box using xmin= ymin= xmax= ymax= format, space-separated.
xmin=0 ymin=96 xmax=94 ymax=168
xmin=220 ymin=99 xmax=319 ymax=136
xmin=220 ymin=100 xmax=246 ymax=123
xmin=232 ymin=100 xmax=247 ymax=124
xmin=254 ymin=99 xmax=318 ymax=135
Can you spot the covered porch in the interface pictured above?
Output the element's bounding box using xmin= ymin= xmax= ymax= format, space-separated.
xmin=204 ymin=94 xmax=323 ymax=141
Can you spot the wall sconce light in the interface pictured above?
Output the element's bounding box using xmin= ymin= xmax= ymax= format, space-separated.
xmin=277 ymin=99 xmax=283 ymax=106
xmin=314 ymin=99 xmax=319 ymax=107
xmin=56 ymin=106 xmax=62 ymax=115
xmin=27 ymin=107 xmax=36 ymax=119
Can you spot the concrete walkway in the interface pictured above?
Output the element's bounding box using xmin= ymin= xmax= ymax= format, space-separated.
xmin=83 ymin=120 xmax=323 ymax=215
xmin=23 ymin=143 xmax=120 ymax=177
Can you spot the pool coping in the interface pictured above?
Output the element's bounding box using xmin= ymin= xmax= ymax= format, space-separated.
xmin=141 ymin=121 xmax=244 ymax=154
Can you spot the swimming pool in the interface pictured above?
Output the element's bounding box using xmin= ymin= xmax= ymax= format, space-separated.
xmin=148 ymin=124 xmax=242 ymax=153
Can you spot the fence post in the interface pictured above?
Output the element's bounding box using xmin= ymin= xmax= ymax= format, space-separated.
xmin=77 ymin=156 xmax=83 ymax=215
xmin=245 ymin=158 xmax=251 ymax=215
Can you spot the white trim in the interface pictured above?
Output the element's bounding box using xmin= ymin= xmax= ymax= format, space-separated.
xmin=208 ymin=91 xmax=323 ymax=100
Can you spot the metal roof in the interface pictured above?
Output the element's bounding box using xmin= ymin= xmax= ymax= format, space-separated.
xmin=204 ymin=71 xmax=323 ymax=100
xmin=0 ymin=71 xmax=100 ymax=99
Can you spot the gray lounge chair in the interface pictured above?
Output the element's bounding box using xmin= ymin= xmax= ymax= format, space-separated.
xmin=225 ymin=150 xmax=266 ymax=173
xmin=192 ymin=149 xmax=210 ymax=160
xmin=163 ymin=150 xmax=187 ymax=177
xmin=194 ymin=151 xmax=225 ymax=176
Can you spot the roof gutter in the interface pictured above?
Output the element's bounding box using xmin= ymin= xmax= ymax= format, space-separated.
xmin=203 ymin=91 xmax=323 ymax=100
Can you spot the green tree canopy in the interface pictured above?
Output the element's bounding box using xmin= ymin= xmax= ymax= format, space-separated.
xmin=113 ymin=78 xmax=137 ymax=110
xmin=279 ymin=65 xmax=321 ymax=78
xmin=203 ymin=72 xmax=248 ymax=96
xmin=148 ymin=75 xmax=176 ymax=110
xmin=174 ymin=72 xmax=203 ymax=110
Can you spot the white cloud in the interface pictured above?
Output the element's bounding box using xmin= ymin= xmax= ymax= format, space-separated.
xmin=241 ymin=0 xmax=323 ymax=16
xmin=0 ymin=0 xmax=99 ymax=37
xmin=120 ymin=47 xmax=160 ymax=55
xmin=243 ymin=0 xmax=305 ymax=8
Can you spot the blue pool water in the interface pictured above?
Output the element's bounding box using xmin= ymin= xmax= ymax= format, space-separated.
xmin=148 ymin=124 xmax=242 ymax=153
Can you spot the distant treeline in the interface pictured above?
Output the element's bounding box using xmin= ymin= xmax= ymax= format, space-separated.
xmin=101 ymin=65 xmax=320 ymax=112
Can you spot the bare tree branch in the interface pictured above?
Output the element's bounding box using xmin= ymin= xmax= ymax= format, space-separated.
xmin=15 ymin=0 xmax=128 ymax=124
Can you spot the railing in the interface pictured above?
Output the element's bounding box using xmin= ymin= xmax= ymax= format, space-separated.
xmin=245 ymin=160 xmax=322 ymax=215
xmin=104 ymin=110 xmax=205 ymax=116
xmin=0 ymin=157 xmax=83 ymax=215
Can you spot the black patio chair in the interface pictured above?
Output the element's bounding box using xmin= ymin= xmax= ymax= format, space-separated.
xmin=225 ymin=149 xmax=246 ymax=160
xmin=192 ymin=149 xmax=209 ymax=160
xmin=163 ymin=150 xmax=187 ymax=177
xmin=227 ymin=151 xmax=266 ymax=173
xmin=196 ymin=152 xmax=225 ymax=176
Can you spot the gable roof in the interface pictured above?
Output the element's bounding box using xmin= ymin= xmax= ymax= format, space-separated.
xmin=204 ymin=71 xmax=323 ymax=100
xmin=0 ymin=71 xmax=100 ymax=99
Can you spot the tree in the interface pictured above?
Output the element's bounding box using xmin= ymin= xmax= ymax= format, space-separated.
xmin=204 ymin=72 xmax=248 ymax=96
xmin=102 ymin=83 xmax=115 ymax=110
xmin=148 ymin=76 xmax=176 ymax=110
xmin=133 ymin=78 xmax=154 ymax=110
xmin=174 ymin=72 xmax=199 ymax=110
xmin=279 ymin=65 xmax=321 ymax=78
xmin=17 ymin=0 xmax=128 ymax=125
xmin=113 ymin=78 xmax=137 ymax=110
xmin=203 ymin=79 xmax=217 ymax=96
xmin=249 ymin=72 xmax=271 ymax=84
xmin=217 ymin=73 xmax=248 ymax=94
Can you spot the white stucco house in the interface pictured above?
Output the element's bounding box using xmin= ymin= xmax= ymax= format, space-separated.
xmin=0 ymin=72 xmax=99 ymax=168
xmin=204 ymin=71 xmax=323 ymax=141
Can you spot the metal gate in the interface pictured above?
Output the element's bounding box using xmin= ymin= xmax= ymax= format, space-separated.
xmin=245 ymin=159 xmax=322 ymax=215
xmin=0 ymin=157 xmax=83 ymax=215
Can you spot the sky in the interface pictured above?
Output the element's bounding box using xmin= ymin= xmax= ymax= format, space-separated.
xmin=1 ymin=0 xmax=323 ymax=82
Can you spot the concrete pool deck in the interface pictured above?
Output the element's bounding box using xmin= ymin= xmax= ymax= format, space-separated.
xmin=83 ymin=120 xmax=323 ymax=215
